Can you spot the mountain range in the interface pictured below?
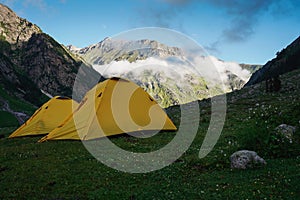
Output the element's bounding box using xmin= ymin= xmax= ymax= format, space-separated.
xmin=1 ymin=3 xmax=299 ymax=122
xmin=67 ymin=37 xmax=183 ymax=65
xmin=67 ymin=38 xmax=260 ymax=107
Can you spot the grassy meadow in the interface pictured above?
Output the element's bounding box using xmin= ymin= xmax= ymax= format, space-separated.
xmin=0 ymin=69 xmax=299 ymax=199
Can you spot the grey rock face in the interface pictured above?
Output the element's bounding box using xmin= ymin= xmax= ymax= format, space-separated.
xmin=230 ymin=150 xmax=266 ymax=169
xmin=0 ymin=4 xmax=41 ymax=44
xmin=71 ymin=37 xmax=184 ymax=65
xmin=0 ymin=4 xmax=100 ymax=105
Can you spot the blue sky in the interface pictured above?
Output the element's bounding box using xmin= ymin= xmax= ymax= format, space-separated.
xmin=1 ymin=0 xmax=300 ymax=64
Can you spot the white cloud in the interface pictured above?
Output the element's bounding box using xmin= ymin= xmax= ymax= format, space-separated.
xmin=207 ymin=56 xmax=251 ymax=82
xmin=93 ymin=55 xmax=251 ymax=88
xmin=94 ymin=57 xmax=195 ymax=80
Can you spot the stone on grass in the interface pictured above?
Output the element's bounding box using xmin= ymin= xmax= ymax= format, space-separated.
xmin=230 ymin=150 xmax=266 ymax=169
xmin=274 ymin=124 xmax=296 ymax=141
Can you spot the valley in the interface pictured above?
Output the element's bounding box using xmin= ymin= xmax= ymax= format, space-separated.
xmin=0 ymin=3 xmax=299 ymax=199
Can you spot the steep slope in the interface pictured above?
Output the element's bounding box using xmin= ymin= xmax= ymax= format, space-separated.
xmin=0 ymin=4 xmax=100 ymax=124
xmin=0 ymin=4 xmax=99 ymax=102
xmin=245 ymin=36 xmax=300 ymax=86
xmin=239 ymin=64 xmax=262 ymax=74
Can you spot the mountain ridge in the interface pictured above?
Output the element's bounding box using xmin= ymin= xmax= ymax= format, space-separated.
xmin=67 ymin=37 xmax=184 ymax=65
xmin=0 ymin=4 xmax=100 ymax=121
xmin=245 ymin=36 xmax=300 ymax=87
xmin=68 ymin=38 xmax=261 ymax=107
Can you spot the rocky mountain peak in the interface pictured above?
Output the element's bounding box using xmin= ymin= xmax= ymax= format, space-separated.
xmin=0 ymin=3 xmax=41 ymax=44
xmin=66 ymin=44 xmax=81 ymax=52
xmin=69 ymin=38 xmax=184 ymax=65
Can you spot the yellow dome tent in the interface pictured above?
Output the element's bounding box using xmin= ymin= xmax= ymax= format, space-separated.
xmin=39 ymin=77 xmax=177 ymax=142
xmin=9 ymin=96 xmax=78 ymax=138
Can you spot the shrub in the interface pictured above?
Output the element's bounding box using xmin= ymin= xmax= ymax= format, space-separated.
xmin=268 ymin=126 xmax=300 ymax=158
xmin=238 ymin=120 xmax=270 ymax=155
xmin=238 ymin=120 xmax=300 ymax=159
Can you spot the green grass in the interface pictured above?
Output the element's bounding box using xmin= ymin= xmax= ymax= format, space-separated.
xmin=0 ymin=137 xmax=299 ymax=199
xmin=0 ymin=111 xmax=18 ymax=127
xmin=0 ymin=69 xmax=300 ymax=199
xmin=0 ymin=84 xmax=37 ymax=114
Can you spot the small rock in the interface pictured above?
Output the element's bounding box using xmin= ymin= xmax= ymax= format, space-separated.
xmin=230 ymin=150 xmax=266 ymax=169
xmin=275 ymin=124 xmax=296 ymax=141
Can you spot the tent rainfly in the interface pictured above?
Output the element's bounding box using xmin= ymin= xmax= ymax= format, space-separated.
xmin=9 ymin=96 xmax=78 ymax=138
xmin=39 ymin=77 xmax=177 ymax=142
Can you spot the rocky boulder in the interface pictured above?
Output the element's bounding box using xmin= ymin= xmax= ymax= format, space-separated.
xmin=274 ymin=124 xmax=296 ymax=143
xmin=230 ymin=150 xmax=266 ymax=169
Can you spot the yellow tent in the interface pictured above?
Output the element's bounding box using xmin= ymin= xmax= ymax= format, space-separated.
xmin=39 ymin=77 xmax=177 ymax=142
xmin=9 ymin=96 xmax=78 ymax=138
